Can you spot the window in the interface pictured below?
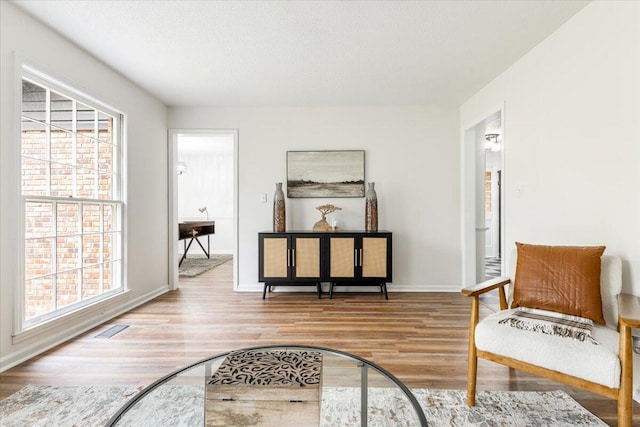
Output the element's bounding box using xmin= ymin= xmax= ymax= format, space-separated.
xmin=20 ymin=70 xmax=124 ymax=329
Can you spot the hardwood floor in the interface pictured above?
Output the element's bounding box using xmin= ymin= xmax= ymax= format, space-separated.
xmin=0 ymin=261 xmax=638 ymax=425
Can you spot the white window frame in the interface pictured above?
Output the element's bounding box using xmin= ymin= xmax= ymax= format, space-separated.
xmin=15 ymin=64 xmax=126 ymax=336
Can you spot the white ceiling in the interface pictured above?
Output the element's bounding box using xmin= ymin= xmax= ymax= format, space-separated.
xmin=13 ymin=0 xmax=588 ymax=108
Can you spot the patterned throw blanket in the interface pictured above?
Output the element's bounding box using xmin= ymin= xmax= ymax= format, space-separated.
xmin=498 ymin=307 xmax=599 ymax=345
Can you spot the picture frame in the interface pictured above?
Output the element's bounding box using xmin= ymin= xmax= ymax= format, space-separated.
xmin=286 ymin=150 xmax=365 ymax=198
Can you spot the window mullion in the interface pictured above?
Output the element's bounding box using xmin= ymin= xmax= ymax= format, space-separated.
xmin=94 ymin=110 xmax=99 ymax=199
xmin=45 ymin=89 xmax=51 ymax=195
xmin=79 ymin=202 xmax=84 ymax=302
xmin=52 ymin=200 xmax=58 ymax=312
xmin=72 ymin=100 xmax=77 ymax=198
xmin=100 ymin=205 xmax=104 ymax=294
xmin=113 ymin=116 xmax=120 ymax=199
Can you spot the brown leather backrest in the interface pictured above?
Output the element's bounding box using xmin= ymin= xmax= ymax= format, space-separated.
xmin=508 ymin=251 xmax=622 ymax=328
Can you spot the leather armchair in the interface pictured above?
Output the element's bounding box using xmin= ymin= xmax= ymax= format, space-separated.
xmin=462 ymin=255 xmax=640 ymax=426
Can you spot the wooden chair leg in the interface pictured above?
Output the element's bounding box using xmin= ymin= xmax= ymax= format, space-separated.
xmin=467 ymin=296 xmax=479 ymax=406
xmin=498 ymin=286 xmax=508 ymax=310
xmin=618 ymin=322 xmax=633 ymax=427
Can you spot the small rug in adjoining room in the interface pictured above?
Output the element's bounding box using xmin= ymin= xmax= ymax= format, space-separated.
xmin=178 ymin=254 xmax=232 ymax=277
xmin=0 ymin=384 xmax=607 ymax=427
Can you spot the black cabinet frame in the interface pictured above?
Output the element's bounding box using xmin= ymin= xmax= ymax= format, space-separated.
xmin=326 ymin=233 xmax=393 ymax=299
xmin=258 ymin=232 xmax=326 ymax=299
xmin=258 ymin=231 xmax=392 ymax=300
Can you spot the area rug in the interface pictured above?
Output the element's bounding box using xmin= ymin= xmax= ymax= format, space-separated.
xmin=179 ymin=254 xmax=232 ymax=277
xmin=0 ymin=384 xmax=606 ymax=426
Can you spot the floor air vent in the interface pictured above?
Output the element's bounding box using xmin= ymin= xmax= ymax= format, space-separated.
xmin=95 ymin=324 xmax=129 ymax=338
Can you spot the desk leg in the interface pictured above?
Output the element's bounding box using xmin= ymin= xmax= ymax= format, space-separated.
xmin=194 ymin=237 xmax=210 ymax=258
xmin=179 ymin=238 xmax=195 ymax=267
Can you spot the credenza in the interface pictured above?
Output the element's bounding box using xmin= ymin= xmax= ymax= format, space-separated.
xmin=258 ymin=231 xmax=392 ymax=299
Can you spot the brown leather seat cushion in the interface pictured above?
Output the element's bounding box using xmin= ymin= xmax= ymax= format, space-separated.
xmin=512 ymin=242 xmax=606 ymax=324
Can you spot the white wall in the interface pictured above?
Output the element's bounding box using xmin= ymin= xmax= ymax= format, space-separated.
xmin=0 ymin=2 xmax=169 ymax=369
xmin=169 ymin=106 xmax=460 ymax=291
xmin=461 ymin=1 xmax=640 ymax=294
xmin=177 ymin=134 xmax=234 ymax=253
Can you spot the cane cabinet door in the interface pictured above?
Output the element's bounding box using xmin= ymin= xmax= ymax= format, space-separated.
xmin=259 ymin=233 xmax=324 ymax=282
xmin=292 ymin=236 xmax=322 ymax=280
xmin=259 ymin=235 xmax=289 ymax=281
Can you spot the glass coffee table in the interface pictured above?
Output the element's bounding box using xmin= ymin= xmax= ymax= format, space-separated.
xmin=106 ymin=345 xmax=427 ymax=426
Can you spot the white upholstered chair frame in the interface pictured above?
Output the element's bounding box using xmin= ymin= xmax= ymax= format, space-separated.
xmin=462 ymin=254 xmax=640 ymax=427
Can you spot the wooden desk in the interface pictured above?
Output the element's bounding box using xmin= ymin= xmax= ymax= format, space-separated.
xmin=179 ymin=221 xmax=215 ymax=266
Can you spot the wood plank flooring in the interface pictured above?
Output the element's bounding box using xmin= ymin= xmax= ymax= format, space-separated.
xmin=0 ymin=261 xmax=638 ymax=426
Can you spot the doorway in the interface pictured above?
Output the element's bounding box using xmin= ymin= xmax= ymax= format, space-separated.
xmin=483 ymin=118 xmax=502 ymax=278
xmin=462 ymin=108 xmax=504 ymax=287
xmin=168 ymin=130 xmax=238 ymax=291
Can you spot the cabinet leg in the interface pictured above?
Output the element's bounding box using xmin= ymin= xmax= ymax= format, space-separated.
xmin=382 ymin=282 xmax=388 ymax=300
xmin=316 ymin=282 xmax=322 ymax=299
xmin=262 ymin=284 xmax=268 ymax=299
xmin=329 ymin=282 xmax=334 ymax=299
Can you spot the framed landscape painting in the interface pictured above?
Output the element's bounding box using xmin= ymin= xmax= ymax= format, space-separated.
xmin=287 ymin=150 xmax=365 ymax=198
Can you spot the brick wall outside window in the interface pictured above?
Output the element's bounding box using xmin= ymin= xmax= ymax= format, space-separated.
xmin=21 ymin=75 xmax=123 ymax=325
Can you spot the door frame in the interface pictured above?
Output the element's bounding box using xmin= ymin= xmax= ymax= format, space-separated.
xmin=461 ymin=104 xmax=506 ymax=287
xmin=168 ymin=129 xmax=239 ymax=291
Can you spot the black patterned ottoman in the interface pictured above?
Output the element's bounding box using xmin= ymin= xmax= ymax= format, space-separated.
xmin=205 ymin=350 xmax=323 ymax=426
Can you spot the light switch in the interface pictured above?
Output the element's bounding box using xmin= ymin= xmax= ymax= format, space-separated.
xmin=260 ymin=193 xmax=267 ymax=203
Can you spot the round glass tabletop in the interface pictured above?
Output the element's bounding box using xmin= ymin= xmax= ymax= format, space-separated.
xmin=106 ymin=345 xmax=428 ymax=426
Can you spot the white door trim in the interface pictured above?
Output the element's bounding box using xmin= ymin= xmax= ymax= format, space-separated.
xmin=167 ymin=129 xmax=239 ymax=291
xmin=460 ymin=104 xmax=506 ymax=287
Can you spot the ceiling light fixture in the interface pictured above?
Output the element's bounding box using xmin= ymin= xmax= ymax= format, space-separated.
xmin=177 ymin=161 xmax=187 ymax=175
xmin=484 ymin=133 xmax=501 ymax=152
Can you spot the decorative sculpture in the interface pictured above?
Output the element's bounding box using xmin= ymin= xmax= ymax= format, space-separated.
xmin=312 ymin=204 xmax=342 ymax=232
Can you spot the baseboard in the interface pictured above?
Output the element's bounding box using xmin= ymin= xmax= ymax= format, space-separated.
xmin=177 ymin=251 xmax=232 ymax=256
xmin=236 ymin=283 xmax=460 ymax=293
xmin=0 ymin=285 xmax=170 ymax=373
